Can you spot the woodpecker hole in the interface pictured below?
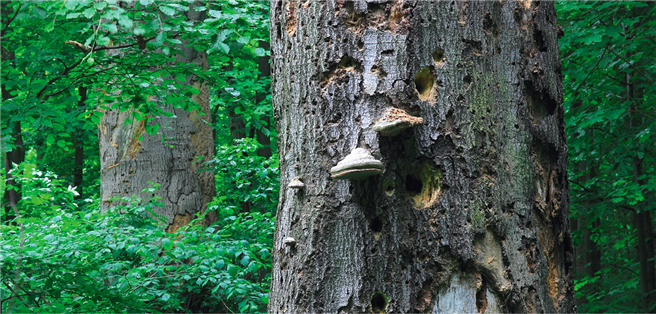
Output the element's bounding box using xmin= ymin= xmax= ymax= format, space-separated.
xmin=414 ymin=67 xmax=435 ymax=101
xmin=432 ymin=48 xmax=445 ymax=64
xmin=370 ymin=217 xmax=383 ymax=233
xmin=370 ymin=292 xmax=389 ymax=314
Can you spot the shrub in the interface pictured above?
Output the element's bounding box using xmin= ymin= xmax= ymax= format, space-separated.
xmin=1 ymin=193 xmax=274 ymax=313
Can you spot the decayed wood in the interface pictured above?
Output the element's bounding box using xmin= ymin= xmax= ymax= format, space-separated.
xmin=269 ymin=1 xmax=575 ymax=313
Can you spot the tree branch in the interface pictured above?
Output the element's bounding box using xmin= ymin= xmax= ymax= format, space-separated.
xmin=607 ymin=47 xmax=654 ymax=84
xmin=1 ymin=3 xmax=20 ymax=37
xmin=575 ymin=43 xmax=609 ymax=92
xmin=93 ymin=36 xmax=157 ymax=52
xmin=35 ymin=54 xmax=88 ymax=100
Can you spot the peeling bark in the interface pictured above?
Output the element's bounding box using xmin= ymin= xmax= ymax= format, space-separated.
xmin=269 ymin=1 xmax=575 ymax=313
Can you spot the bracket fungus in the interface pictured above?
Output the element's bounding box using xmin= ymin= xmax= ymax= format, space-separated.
xmin=373 ymin=108 xmax=424 ymax=136
xmin=330 ymin=148 xmax=383 ymax=180
xmin=288 ymin=177 xmax=305 ymax=189
xmin=283 ymin=237 xmax=296 ymax=247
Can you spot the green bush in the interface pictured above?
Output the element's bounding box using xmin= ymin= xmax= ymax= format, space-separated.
xmin=207 ymin=138 xmax=279 ymax=215
xmin=1 ymin=191 xmax=274 ymax=313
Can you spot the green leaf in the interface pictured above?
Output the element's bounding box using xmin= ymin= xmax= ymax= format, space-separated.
xmin=33 ymin=6 xmax=47 ymax=19
xmin=208 ymin=10 xmax=221 ymax=18
xmin=56 ymin=140 xmax=66 ymax=148
xmin=254 ymin=48 xmax=265 ymax=56
xmin=83 ymin=8 xmax=95 ymax=18
xmin=162 ymin=238 xmax=172 ymax=250
xmin=118 ymin=15 xmax=134 ymax=29
xmin=145 ymin=124 xmax=160 ymax=135
xmin=159 ymin=5 xmax=176 ymax=16
xmin=65 ymin=0 xmax=79 ymax=10
xmin=227 ymin=264 xmax=238 ymax=276
xmin=94 ymin=2 xmax=107 ymax=10
xmin=218 ymin=43 xmax=230 ymax=54
xmin=46 ymin=134 xmax=55 ymax=145
xmin=102 ymin=23 xmax=118 ymax=33
xmin=582 ymin=33 xmax=603 ymax=45
xmin=97 ymin=36 xmax=111 ymax=46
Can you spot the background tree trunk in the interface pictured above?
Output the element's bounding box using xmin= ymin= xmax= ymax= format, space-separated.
xmin=99 ymin=5 xmax=215 ymax=231
xmin=269 ymin=1 xmax=575 ymax=313
xmin=0 ymin=9 xmax=25 ymax=220
xmin=256 ymin=40 xmax=273 ymax=158
xmin=73 ymin=85 xmax=87 ymax=200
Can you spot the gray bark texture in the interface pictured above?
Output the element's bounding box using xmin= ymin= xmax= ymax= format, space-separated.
xmin=99 ymin=6 xmax=215 ymax=232
xmin=269 ymin=0 xmax=575 ymax=313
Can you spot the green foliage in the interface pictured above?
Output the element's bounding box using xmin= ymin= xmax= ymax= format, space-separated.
xmin=208 ymin=138 xmax=279 ymax=215
xmin=1 ymin=161 xmax=80 ymax=222
xmin=558 ymin=1 xmax=656 ymax=312
xmin=1 ymin=191 xmax=273 ymax=313
xmin=205 ymin=0 xmax=273 ymax=148
xmin=1 ymin=1 xmax=276 ymax=313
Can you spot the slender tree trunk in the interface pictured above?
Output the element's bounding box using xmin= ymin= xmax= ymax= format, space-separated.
xmin=0 ymin=14 xmax=25 ymax=220
xmin=223 ymin=61 xmax=248 ymax=141
xmin=73 ymin=86 xmax=87 ymax=200
xmin=3 ymin=122 xmax=24 ymax=218
xmin=577 ymin=158 xmax=601 ymax=282
xmin=256 ymin=40 xmax=272 ymax=158
xmin=632 ymin=156 xmax=656 ymax=311
xmin=570 ymin=101 xmax=601 ymax=295
xmin=269 ymin=1 xmax=575 ymax=313
xmin=99 ymin=4 xmax=215 ymax=231
xmin=627 ymin=68 xmax=656 ymax=311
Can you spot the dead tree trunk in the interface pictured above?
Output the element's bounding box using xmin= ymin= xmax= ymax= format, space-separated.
xmin=269 ymin=1 xmax=575 ymax=313
xmin=99 ymin=5 xmax=215 ymax=231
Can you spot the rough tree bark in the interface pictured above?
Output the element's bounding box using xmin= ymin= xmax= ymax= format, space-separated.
xmin=98 ymin=5 xmax=215 ymax=232
xmin=269 ymin=1 xmax=575 ymax=313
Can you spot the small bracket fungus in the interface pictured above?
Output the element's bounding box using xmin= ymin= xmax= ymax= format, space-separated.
xmin=330 ymin=148 xmax=383 ymax=180
xmin=288 ymin=177 xmax=305 ymax=189
xmin=373 ymin=108 xmax=424 ymax=136
xmin=283 ymin=237 xmax=296 ymax=247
